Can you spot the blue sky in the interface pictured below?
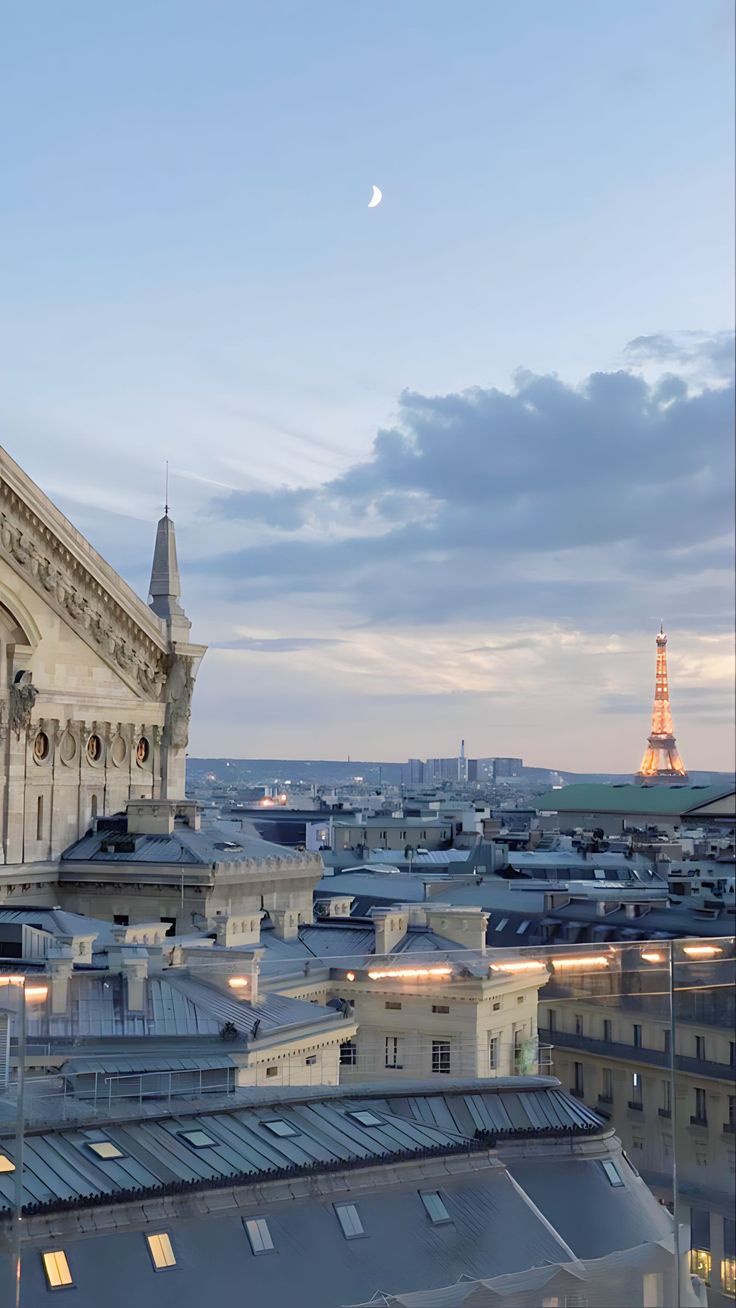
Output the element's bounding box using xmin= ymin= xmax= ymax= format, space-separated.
xmin=2 ymin=1 xmax=734 ymax=769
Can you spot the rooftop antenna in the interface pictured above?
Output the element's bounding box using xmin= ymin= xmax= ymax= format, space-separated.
xmin=164 ymin=460 xmax=169 ymax=516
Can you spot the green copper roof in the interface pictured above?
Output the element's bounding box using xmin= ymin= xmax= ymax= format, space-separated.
xmin=534 ymin=782 xmax=734 ymax=816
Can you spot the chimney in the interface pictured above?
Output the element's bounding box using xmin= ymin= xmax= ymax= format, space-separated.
xmin=371 ymin=908 xmax=409 ymax=958
xmin=423 ymin=904 xmax=489 ymax=952
xmin=106 ymin=944 xmax=149 ymax=1012
xmin=270 ymin=908 xmax=299 ymax=941
xmin=209 ymin=911 xmax=262 ymax=947
xmin=315 ymin=897 xmax=354 ymax=919
xmin=126 ymin=799 xmax=175 ymax=836
xmin=48 ymin=950 xmax=74 ymax=1015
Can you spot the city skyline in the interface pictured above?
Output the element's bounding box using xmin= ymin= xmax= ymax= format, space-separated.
xmin=3 ymin=1 xmax=734 ymax=771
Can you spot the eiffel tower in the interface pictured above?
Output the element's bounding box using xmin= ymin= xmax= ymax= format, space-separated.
xmin=636 ymin=624 xmax=688 ymax=782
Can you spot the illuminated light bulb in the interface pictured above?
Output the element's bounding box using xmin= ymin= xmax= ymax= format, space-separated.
xmin=345 ymin=972 xmax=356 ymax=982
xmin=550 ymin=955 xmax=610 ymax=971
xmin=227 ymin=977 xmax=249 ymax=989
xmin=641 ymin=951 xmax=664 ymax=963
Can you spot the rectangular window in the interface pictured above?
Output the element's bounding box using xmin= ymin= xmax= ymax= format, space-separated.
xmin=36 ymin=794 xmax=44 ymax=841
xmin=178 ymin=1129 xmax=216 ymax=1148
xmin=573 ymin=1062 xmax=584 ymax=1095
xmin=347 ymin=1110 xmax=383 ymax=1126
xmin=432 ymin=1040 xmax=451 ymax=1074
xmin=340 ymin=1041 xmax=357 ymax=1066
xmin=146 ymin=1233 xmax=176 ymax=1270
xmin=693 ymin=1087 xmax=707 ymax=1124
xmin=601 ymin=1068 xmax=613 ymax=1102
xmin=0 ymin=1154 xmax=15 ymax=1173
xmin=244 ymin=1217 xmax=274 ymax=1254
xmin=42 ymin=1251 xmax=73 ymax=1289
xmin=603 ymin=1018 xmax=612 ymax=1042
xmin=385 ymin=1036 xmax=400 ymax=1069
xmin=489 ymin=1036 xmax=500 ymax=1071
xmin=493 ymin=1000 xmax=501 ymax=1011
xmin=113 ymin=914 xmax=129 ymax=926
xmin=730 ymin=1041 xmax=736 ymax=1067
xmin=516 ymin=994 xmax=524 ymax=1005
xmin=420 ymin=1191 xmax=451 ymax=1224
xmin=385 ymin=1001 xmax=401 ymax=1010
xmin=663 ymin=1029 xmax=671 ymax=1055
xmin=690 ymin=1249 xmax=712 ymax=1284
xmin=516 ymin=920 xmax=530 ymax=934
xmin=690 ymin=1209 xmax=710 ymax=1283
xmin=265 ymin=1066 xmax=278 ymax=1078
xmin=633 ymin=1024 xmax=642 ymax=1048
xmin=721 ymin=1257 xmax=736 ymax=1299
xmin=495 ymin=918 xmax=508 ymax=932
xmin=87 ymin=1140 xmax=124 ymax=1160
xmin=547 ymin=1009 xmax=556 ymax=1031
xmin=575 ymin=1014 xmax=583 ymax=1036
xmin=432 ymin=1004 xmax=449 ymax=1014
xmin=661 ymin=1080 xmax=672 ymax=1115
xmin=728 ymin=1096 xmax=736 ymax=1129
xmin=335 ymin=1203 xmax=365 ymax=1239
xmin=305 ymin=1055 xmax=317 ymax=1066
xmin=695 ymin=1035 xmax=706 ymax=1060
xmin=263 ymin=1119 xmax=299 ymax=1137
xmin=600 ymin=1159 xmax=624 ymax=1187
xmin=629 ymin=1072 xmax=643 ymax=1109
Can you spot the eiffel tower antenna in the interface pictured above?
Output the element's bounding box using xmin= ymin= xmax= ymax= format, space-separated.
xmin=636 ymin=625 xmax=688 ymax=783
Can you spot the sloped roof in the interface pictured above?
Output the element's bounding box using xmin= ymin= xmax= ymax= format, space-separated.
xmin=535 ymin=783 xmax=734 ymax=816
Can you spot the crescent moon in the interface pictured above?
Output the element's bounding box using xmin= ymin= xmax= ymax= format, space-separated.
xmin=368 ymin=185 xmax=382 ymax=208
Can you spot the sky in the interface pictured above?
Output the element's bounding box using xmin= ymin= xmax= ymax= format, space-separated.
xmin=1 ymin=1 xmax=734 ymax=771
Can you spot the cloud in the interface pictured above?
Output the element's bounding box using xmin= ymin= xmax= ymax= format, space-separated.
xmin=623 ymin=330 xmax=735 ymax=381
xmin=211 ymin=635 xmax=345 ymax=652
xmin=200 ymin=352 xmax=734 ymax=635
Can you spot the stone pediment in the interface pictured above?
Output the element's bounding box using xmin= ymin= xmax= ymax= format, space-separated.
xmin=1 ymin=445 xmax=167 ymax=697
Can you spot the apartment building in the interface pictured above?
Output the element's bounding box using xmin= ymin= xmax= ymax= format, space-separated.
xmin=538 ymin=944 xmax=736 ymax=1307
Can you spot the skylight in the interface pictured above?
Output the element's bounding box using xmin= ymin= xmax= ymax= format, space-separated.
xmin=263 ymin=1119 xmax=299 ymax=1138
xmin=244 ymin=1217 xmax=274 ymax=1254
xmin=42 ymin=1251 xmax=73 ymax=1289
xmin=178 ymin=1128 xmax=216 ymax=1148
xmin=0 ymin=1154 xmax=15 ymax=1173
xmin=147 ymin=1233 xmax=176 ymax=1269
xmin=87 ymin=1140 xmax=124 ymax=1160
xmin=600 ymin=1159 xmax=624 ymax=1187
xmin=347 ymin=1110 xmax=383 ymax=1126
xmin=420 ymin=1191 xmax=451 ymax=1224
xmin=335 ymin=1203 xmax=365 ymax=1239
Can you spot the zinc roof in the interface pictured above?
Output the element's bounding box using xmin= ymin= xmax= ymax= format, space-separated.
xmin=535 ymin=783 xmax=735 ymax=817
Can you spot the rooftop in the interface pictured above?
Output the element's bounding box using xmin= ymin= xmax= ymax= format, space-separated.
xmin=535 ymin=782 xmax=735 ymax=817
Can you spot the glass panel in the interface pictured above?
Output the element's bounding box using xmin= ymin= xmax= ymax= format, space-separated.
xmin=348 ymin=1110 xmax=382 ymax=1126
xmin=335 ymin=1204 xmax=364 ymax=1238
xmin=263 ymin=1119 xmax=299 ymax=1137
xmin=147 ymin=1232 xmax=176 ymax=1269
xmin=87 ymin=1140 xmax=124 ymax=1159
xmin=179 ymin=1129 xmax=216 ymax=1148
xmin=420 ymin=1191 xmax=451 ymax=1224
xmin=600 ymin=1159 xmax=624 ymax=1186
xmin=244 ymin=1217 xmax=274 ymax=1254
xmin=42 ymin=1251 xmax=73 ymax=1288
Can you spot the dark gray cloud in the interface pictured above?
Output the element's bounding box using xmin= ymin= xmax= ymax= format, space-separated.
xmin=201 ymin=348 xmax=735 ymax=632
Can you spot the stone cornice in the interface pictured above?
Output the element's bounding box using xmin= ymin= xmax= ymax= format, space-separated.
xmin=1 ymin=450 xmax=167 ymax=698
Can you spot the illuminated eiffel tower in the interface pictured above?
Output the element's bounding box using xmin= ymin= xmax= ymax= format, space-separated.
xmin=636 ymin=625 xmax=688 ymax=782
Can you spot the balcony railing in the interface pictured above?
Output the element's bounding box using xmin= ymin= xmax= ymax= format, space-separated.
xmin=537 ymin=1026 xmax=736 ymax=1084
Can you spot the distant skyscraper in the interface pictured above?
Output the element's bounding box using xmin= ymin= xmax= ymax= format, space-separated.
xmin=636 ymin=625 xmax=688 ymax=782
xmin=459 ymin=738 xmax=468 ymax=783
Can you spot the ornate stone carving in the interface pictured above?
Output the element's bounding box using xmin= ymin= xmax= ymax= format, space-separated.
xmin=0 ymin=489 xmax=167 ymax=699
xmin=9 ymin=674 xmax=38 ymax=737
xmin=162 ymin=654 xmax=195 ymax=750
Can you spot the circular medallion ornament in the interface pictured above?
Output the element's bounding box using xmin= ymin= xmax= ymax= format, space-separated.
xmin=136 ymin=736 xmax=150 ymax=765
xmin=110 ymin=735 xmax=127 ymax=767
xmin=59 ymin=730 xmax=77 ymax=765
xmin=86 ymin=733 xmax=103 ymax=763
xmin=33 ymin=730 xmax=50 ymax=762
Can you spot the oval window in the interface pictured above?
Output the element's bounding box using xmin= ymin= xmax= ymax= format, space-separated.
xmin=86 ymin=733 xmax=102 ymax=763
xmin=136 ymin=736 xmax=150 ymax=765
xmin=33 ymin=731 xmax=50 ymax=762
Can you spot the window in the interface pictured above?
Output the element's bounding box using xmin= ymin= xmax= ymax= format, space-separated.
xmin=385 ymin=1036 xmax=400 ymax=1069
xmin=0 ymin=1154 xmax=15 ymax=1173
xmin=87 ymin=1140 xmax=124 ymax=1160
xmin=516 ymin=920 xmax=530 ymax=934
xmin=629 ymin=1072 xmax=643 ymax=1109
xmin=633 ymin=1024 xmax=642 ymax=1048
xmin=340 ymin=1040 xmax=357 ymax=1066
xmin=263 ymin=1119 xmax=299 ymax=1138
xmin=663 ymin=1029 xmax=671 ymax=1055
xmin=493 ymin=1000 xmax=501 ymax=1011
xmin=516 ymin=994 xmax=524 ymax=1005
xmin=432 ymin=1040 xmax=451 ymax=1074
xmin=244 ymin=1217 xmax=274 ymax=1254
xmin=643 ymin=1272 xmax=664 ymax=1307
xmin=489 ymin=1036 xmax=500 ymax=1071
xmin=693 ymin=1087 xmax=707 ymax=1125
xmin=113 ymin=914 xmax=129 ymax=926
xmin=661 ymin=1080 xmax=672 ymax=1116
xmin=690 ymin=1209 xmax=711 ymax=1283
xmin=495 ymin=918 xmax=508 ymax=932
xmin=575 ymin=1014 xmax=583 ymax=1036
xmin=335 ymin=1203 xmax=365 ymax=1239
xmin=347 ymin=1110 xmax=383 ymax=1126
xmin=690 ymin=1248 xmax=712 ymax=1284
xmin=146 ymin=1232 xmax=176 ymax=1270
xmin=728 ymin=1096 xmax=736 ymax=1130
xmin=178 ymin=1129 xmax=216 ymax=1148
xmin=36 ymin=794 xmax=44 ymax=841
xmin=432 ymin=1004 xmax=449 ymax=1014
xmin=730 ymin=1041 xmax=736 ymax=1068
xmin=601 ymin=1068 xmax=613 ymax=1102
xmin=603 ymin=1018 xmax=612 ymax=1042
xmin=695 ymin=1035 xmax=706 ymax=1060
xmin=265 ymin=1066 xmax=278 ymax=1078
xmin=385 ymin=1000 xmax=401 ymax=1010
xmin=305 ymin=1055 xmax=317 ymax=1065
xmin=722 ymin=1219 xmax=736 ymax=1298
xmin=547 ymin=1009 xmax=556 ymax=1031
xmin=573 ymin=1062 xmax=584 ymax=1095
xmin=420 ymin=1191 xmax=451 ymax=1224
xmin=600 ymin=1159 xmax=624 ymax=1186
xmin=42 ymin=1251 xmax=73 ymax=1289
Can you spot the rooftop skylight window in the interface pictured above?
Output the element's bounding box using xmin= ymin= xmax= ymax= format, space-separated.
xmin=178 ymin=1128 xmax=216 ymax=1149
xmin=600 ymin=1159 xmax=624 ymax=1187
xmin=334 ymin=1203 xmax=365 ymax=1239
xmin=86 ymin=1140 xmax=124 ymax=1160
xmin=420 ymin=1191 xmax=451 ymax=1224
xmin=0 ymin=1154 xmax=15 ymax=1173
xmin=42 ymin=1251 xmax=73 ymax=1289
xmin=244 ymin=1217 xmax=274 ymax=1254
xmin=263 ymin=1119 xmax=299 ymax=1138
xmin=146 ymin=1233 xmax=176 ymax=1270
xmin=346 ymin=1110 xmax=383 ymax=1126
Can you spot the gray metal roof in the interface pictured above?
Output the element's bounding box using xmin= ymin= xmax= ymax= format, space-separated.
xmin=0 ymin=1080 xmax=606 ymax=1216
xmin=61 ymin=819 xmax=307 ymax=866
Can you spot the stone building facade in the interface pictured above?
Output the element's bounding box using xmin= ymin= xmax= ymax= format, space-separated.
xmin=0 ymin=446 xmax=205 ymax=866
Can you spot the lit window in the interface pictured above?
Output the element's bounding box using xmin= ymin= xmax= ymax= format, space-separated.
xmin=690 ymin=1249 xmax=711 ymax=1284
xmin=147 ymin=1232 xmax=176 ymax=1270
xmin=263 ymin=1119 xmax=299 ymax=1137
xmin=721 ymin=1256 xmax=736 ymax=1299
xmin=244 ymin=1217 xmax=274 ymax=1254
xmin=87 ymin=1140 xmax=124 ymax=1160
xmin=42 ymin=1251 xmax=73 ymax=1289
xmin=347 ymin=1109 xmax=383 ymax=1126
xmin=335 ymin=1203 xmax=365 ymax=1239
xmin=600 ymin=1159 xmax=624 ymax=1186
xmin=178 ymin=1128 xmax=216 ymax=1148
xmin=0 ymin=1154 xmax=15 ymax=1173
xmin=420 ymin=1191 xmax=451 ymax=1224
